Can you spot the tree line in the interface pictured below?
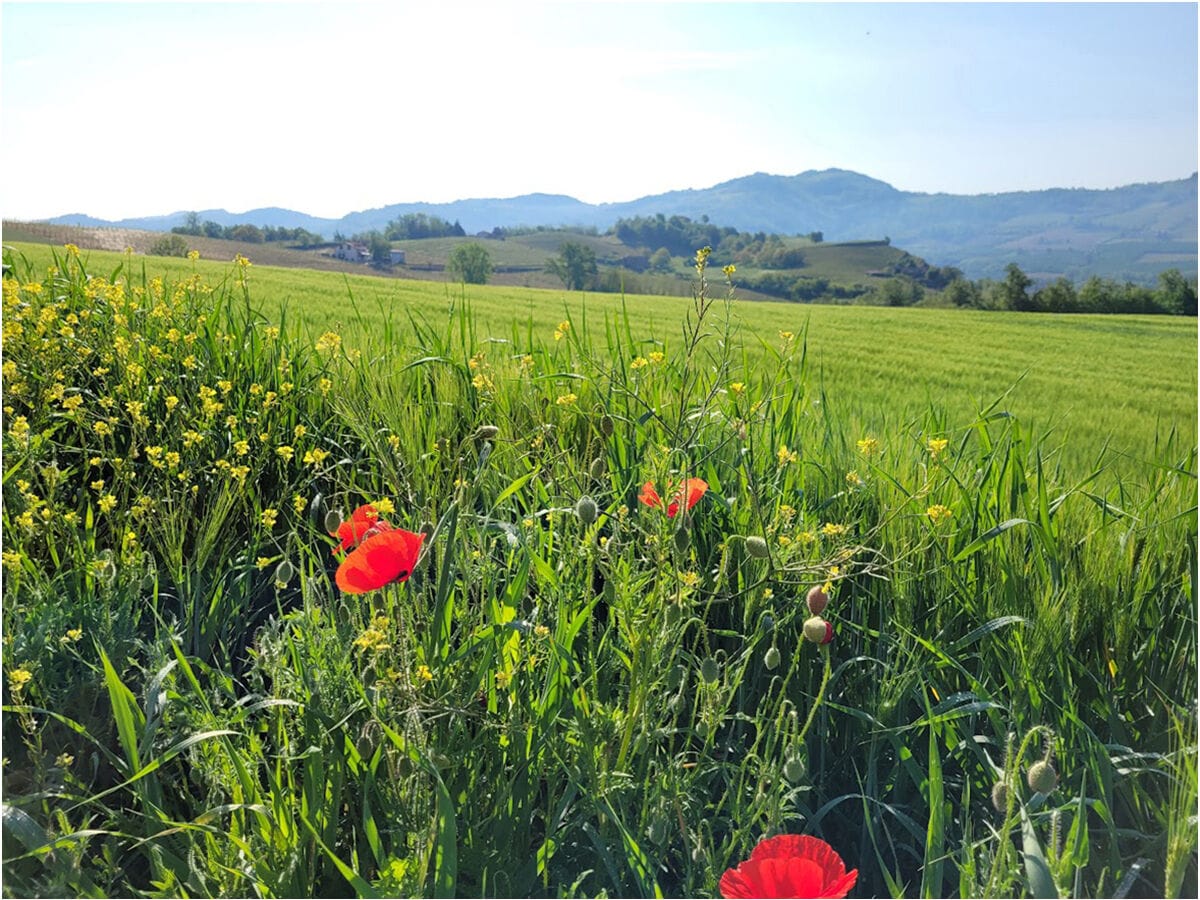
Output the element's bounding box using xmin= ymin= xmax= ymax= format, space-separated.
xmin=172 ymin=213 xmax=323 ymax=246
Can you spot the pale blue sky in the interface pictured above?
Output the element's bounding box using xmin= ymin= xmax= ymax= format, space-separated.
xmin=2 ymin=1 xmax=1196 ymax=220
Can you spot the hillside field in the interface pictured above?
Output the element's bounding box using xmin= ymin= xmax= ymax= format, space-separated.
xmin=2 ymin=242 xmax=1196 ymax=899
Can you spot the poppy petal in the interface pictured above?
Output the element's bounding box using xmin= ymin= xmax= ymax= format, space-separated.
xmin=721 ymin=834 xmax=857 ymax=899
xmin=335 ymin=529 xmax=424 ymax=594
xmin=332 ymin=504 xmax=388 ymax=554
xmin=639 ymin=482 xmax=663 ymax=509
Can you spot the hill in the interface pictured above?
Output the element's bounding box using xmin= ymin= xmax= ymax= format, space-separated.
xmin=39 ymin=169 xmax=1196 ymax=284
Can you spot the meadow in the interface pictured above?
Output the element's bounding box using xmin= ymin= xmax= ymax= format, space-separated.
xmin=1 ymin=243 xmax=1196 ymax=898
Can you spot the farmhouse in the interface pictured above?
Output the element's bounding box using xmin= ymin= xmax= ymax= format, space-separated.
xmin=333 ymin=241 xmax=369 ymax=262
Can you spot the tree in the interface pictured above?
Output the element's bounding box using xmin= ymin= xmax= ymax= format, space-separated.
xmin=447 ymin=242 xmax=493 ymax=284
xmin=149 ymin=234 xmax=190 ymax=257
xmin=648 ymin=247 xmax=673 ymax=273
xmin=545 ymin=241 xmax=597 ymax=290
xmin=998 ymin=263 xmax=1033 ymax=311
xmin=367 ymin=232 xmax=392 ymax=267
xmin=1156 ymin=268 xmax=1197 ymax=315
xmin=808 ymin=231 xmax=824 ymax=243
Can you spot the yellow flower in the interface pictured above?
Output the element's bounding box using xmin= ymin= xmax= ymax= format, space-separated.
xmin=55 ymin=753 xmax=75 ymax=767
xmin=293 ymin=424 xmax=307 ymax=439
xmin=926 ymin=504 xmax=953 ymax=525
xmin=534 ymin=624 xmax=550 ymax=639
xmin=386 ymin=434 xmax=401 ymax=451
xmin=353 ymin=628 xmax=390 ymax=652
xmin=303 ymin=447 xmax=329 ymax=466
xmin=416 ymin=664 xmax=433 ymax=683
xmin=472 ymin=372 xmax=495 ymax=391
xmin=519 ymin=354 xmax=535 ymax=372
xmin=857 ymin=436 xmax=879 ymax=456
xmin=315 ymin=331 xmax=342 ymax=353
xmin=276 ymin=445 xmax=295 ymax=462
xmin=371 ymin=498 xmax=396 ymax=516
xmin=927 ymin=438 xmax=949 ymax=457
xmin=779 ymin=330 xmax=794 ymax=342
xmin=256 ymin=556 xmax=273 ymax=570
xmin=777 ymin=444 xmax=798 ymax=465
xmin=63 ymin=628 xmax=83 ymax=643
xmin=723 ymin=264 xmax=736 ymax=277
xmin=553 ymin=320 xmax=570 ymax=341
xmin=495 ymin=670 xmax=513 ymax=689
xmin=187 ymin=250 xmax=200 ymax=261
xmin=648 ymin=351 xmax=665 ymax=364
xmin=846 ymin=470 xmax=864 ymax=487
xmin=556 ymin=392 xmax=577 ymax=406
xmin=234 ymin=440 xmax=250 ymax=456
xmin=820 ymin=522 xmax=849 ymax=537
xmin=729 ymin=382 xmax=745 ymax=395
xmin=165 ymin=395 xmax=180 ymax=412
xmin=2 ymin=550 xmax=23 ymax=571
xmin=261 ymin=508 xmax=279 ymax=529
xmin=97 ymin=494 xmax=117 ymax=514
xmin=7 ymin=668 xmax=33 ymax=693
xmin=630 ymin=356 xmax=648 ymax=370
xmin=293 ymin=494 xmax=308 ymax=515
xmin=319 ymin=377 xmax=333 ymax=395
xmin=8 ymin=416 xmax=30 ymax=441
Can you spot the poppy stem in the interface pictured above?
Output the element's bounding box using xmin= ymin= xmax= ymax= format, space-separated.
xmin=796 ymin=644 xmax=833 ymax=747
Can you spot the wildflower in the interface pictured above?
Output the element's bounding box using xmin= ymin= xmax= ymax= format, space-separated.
xmin=729 ymin=382 xmax=745 ymax=395
xmin=857 ymin=436 xmax=879 ymax=456
xmin=927 ymin=437 xmax=949 ymax=457
xmin=534 ymin=624 xmax=550 ymax=639
xmin=719 ymin=834 xmax=858 ymax=899
xmin=353 ymin=627 xmax=390 ymax=652
xmin=371 ymin=498 xmax=396 ymax=516
xmin=293 ymin=494 xmax=308 ymax=515
xmin=630 ymin=356 xmax=648 ymax=370
xmin=276 ymin=445 xmax=294 ymax=462
xmin=8 ymin=415 xmax=30 ymax=441
xmin=330 ymin=504 xmax=390 ymax=553
xmin=7 ymin=668 xmax=33 ymax=693
xmin=233 ymin=440 xmax=250 ymax=457
xmin=2 ymin=551 xmax=22 ymax=571
xmin=55 ymin=753 xmax=75 ymax=767
xmin=97 ymin=494 xmax=117 ymax=514
xmin=556 ymin=392 xmax=577 ymax=406
xmin=315 ymin=331 xmax=342 ymax=353
xmin=303 ymin=448 xmax=330 ymax=466
xmin=187 ymin=249 xmax=200 ymax=261
xmin=926 ymin=504 xmax=953 ymax=525
xmin=779 ymin=330 xmax=794 ymax=342
xmin=472 ymin=372 xmax=495 ymax=391
xmin=164 ymin=395 xmax=180 ymax=412
xmin=416 ymin=664 xmax=433 ymax=682
xmin=261 ymin=508 xmax=278 ymax=529
xmin=336 ymin=528 xmax=424 ymax=594
xmin=639 ymin=479 xmax=708 ymax=518
xmin=293 ymin=424 xmax=307 ymax=439
xmin=256 ymin=556 xmax=273 ymax=570
xmin=723 ymin=264 xmax=736 ymax=278
xmin=820 ymin=522 xmax=849 ymax=537
xmin=648 ymin=351 xmax=665 ymax=364
xmin=553 ymin=320 xmax=570 ymax=341
xmin=845 ymin=470 xmax=863 ymax=487
xmin=495 ymin=670 xmax=513 ymax=689
xmin=777 ymin=445 xmax=798 ymax=466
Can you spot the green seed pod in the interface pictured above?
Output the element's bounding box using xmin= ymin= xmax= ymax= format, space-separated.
xmin=419 ymin=520 xmax=435 ymax=538
xmin=745 ymin=536 xmax=769 ymax=559
xmin=673 ymin=526 xmax=691 ymax=554
xmin=806 ymin=585 xmax=829 ymax=615
xmin=1027 ymin=760 xmax=1058 ymax=795
xmin=764 ymin=645 xmax=781 ymax=670
xmin=599 ymin=415 xmax=615 ymax=437
xmin=803 ymin=616 xmax=833 ymax=644
xmin=575 ymin=495 xmax=598 ymax=526
xmin=324 ymin=508 xmax=343 ymax=534
xmin=991 ymin=780 xmax=1009 ymax=812
xmin=700 ymin=656 xmax=720 ymax=684
xmin=589 ymin=456 xmax=607 ymax=481
xmin=784 ymin=754 xmax=806 ymax=784
xmin=274 ymin=559 xmax=295 ymax=585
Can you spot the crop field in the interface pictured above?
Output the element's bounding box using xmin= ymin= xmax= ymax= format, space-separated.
xmin=1 ymin=243 xmax=1196 ymax=898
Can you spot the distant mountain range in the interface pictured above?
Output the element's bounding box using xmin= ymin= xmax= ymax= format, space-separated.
xmin=42 ymin=168 xmax=1197 ymax=283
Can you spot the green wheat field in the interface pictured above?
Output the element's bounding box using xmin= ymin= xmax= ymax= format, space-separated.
xmin=2 ymin=242 xmax=1196 ymax=898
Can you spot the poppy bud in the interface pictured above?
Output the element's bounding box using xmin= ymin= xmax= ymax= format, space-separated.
xmin=764 ymin=645 xmax=781 ymax=670
xmin=419 ymin=521 xmax=435 ymax=538
xmin=324 ymin=508 xmax=343 ymax=534
xmin=1027 ymin=760 xmax=1058 ymax=794
xmin=673 ymin=526 xmax=691 ymax=553
xmin=784 ymin=754 xmax=806 ymax=783
xmin=599 ymin=415 xmax=615 ymax=437
xmin=575 ymin=495 xmax=598 ymax=526
xmin=274 ymin=559 xmax=295 ymax=585
xmin=700 ymin=656 xmax=720 ymax=684
xmin=806 ymin=585 xmax=829 ymax=615
xmin=589 ymin=456 xmax=607 ymax=480
xmin=475 ymin=425 xmax=500 ymax=441
xmin=991 ymin=780 xmax=1009 ymax=812
xmin=745 ymin=536 xmax=769 ymax=559
xmin=803 ymin=616 xmax=834 ymax=644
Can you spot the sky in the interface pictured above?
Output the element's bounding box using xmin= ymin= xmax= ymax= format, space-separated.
xmin=2 ymin=0 xmax=1197 ymax=221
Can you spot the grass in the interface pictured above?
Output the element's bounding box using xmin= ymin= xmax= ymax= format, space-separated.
xmin=1 ymin=243 xmax=1196 ymax=899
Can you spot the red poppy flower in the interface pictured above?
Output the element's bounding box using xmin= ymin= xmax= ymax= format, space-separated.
xmin=639 ymin=478 xmax=708 ymax=518
xmin=330 ymin=504 xmax=392 ymax=554
xmin=335 ymin=528 xmax=425 ymax=594
xmin=719 ymin=834 xmax=858 ymax=899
